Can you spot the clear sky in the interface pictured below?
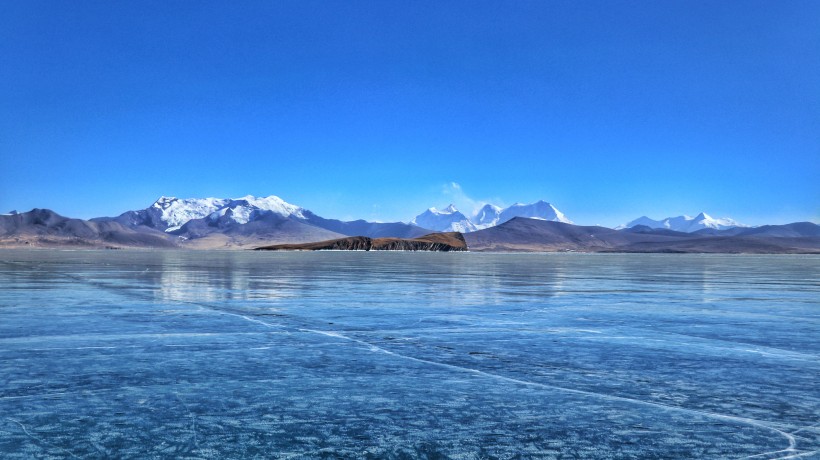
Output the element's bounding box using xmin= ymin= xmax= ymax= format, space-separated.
xmin=1 ymin=0 xmax=818 ymax=227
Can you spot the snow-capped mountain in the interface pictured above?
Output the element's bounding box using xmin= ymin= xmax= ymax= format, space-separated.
xmin=412 ymin=205 xmax=477 ymax=233
xmin=497 ymin=201 xmax=572 ymax=225
xmin=205 ymin=195 xmax=306 ymax=228
xmin=413 ymin=200 xmax=572 ymax=232
xmin=151 ymin=196 xmax=230 ymax=231
xmin=155 ymin=195 xmax=306 ymax=232
xmin=618 ymin=213 xmax=746 ymax=233
xmin=473 ymin=204 xmax=503 ymax=229
xmin=108 ymin=195 xmax=307 ymax=232
xmin=102 ymin=195 xmax=434 ymax=241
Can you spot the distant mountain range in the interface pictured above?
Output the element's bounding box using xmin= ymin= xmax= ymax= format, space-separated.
xmin=87 ymin=195 xmax=431 ymax=249
xmin=1 ymin=195 xmax=818 ymax=253
xmin=617 ymin=213 xmax=746 ymax=232
xmin=412 ymin=200 xmax=571 ymax=232
xmin=464 ymin=218 xmax=820 ymax=253
xmin=0 ymin=208 xmax=178 ymax=249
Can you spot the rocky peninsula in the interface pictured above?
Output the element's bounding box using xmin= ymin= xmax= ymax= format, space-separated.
xmin=255 ymin=232 xmax=468 ymax=252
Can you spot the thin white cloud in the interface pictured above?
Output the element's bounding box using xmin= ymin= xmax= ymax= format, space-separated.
xmin=441 ymin=182 xmax=503 ymax=217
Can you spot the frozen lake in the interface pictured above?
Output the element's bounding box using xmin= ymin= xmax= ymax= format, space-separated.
xmin=0 ymin=250 xmax=818 ymax=459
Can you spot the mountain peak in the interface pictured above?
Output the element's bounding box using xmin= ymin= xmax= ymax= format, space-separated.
xmin=426 ymin=204 xmax=459 ymax=215
xmin=621 ymin=212 xmax=745 ymax=233
xmin=473 ymin=203 xmax=503 ymax=227
xmin=133 ymin=195 xmax=306 ymax=232
xmin=152 ymin=196 xmax=178 ymax=209
xmin=498 ymin=200 xmax=572 ymax=225
xmin=415 ymin=199 xmax=571 ymax=232
xmin=412 ymin=205 xmax=475 ymax=232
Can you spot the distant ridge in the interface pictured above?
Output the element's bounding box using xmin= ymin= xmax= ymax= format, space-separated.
xmin=464 ymin=218 xmax=820 ymax=253
xmin=2 ymin=199 xmax=818 ymax=253
xmin=618 ymin=213 xmax=746 ymax=233
xmin=0 ymin=209 xmax=178 ymax=248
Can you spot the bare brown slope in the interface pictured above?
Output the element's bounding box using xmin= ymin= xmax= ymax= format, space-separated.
xmin=178 ymin=214 xmax=347 ymax=250
xmin=611 ymin=236 xmax=820 ymax=254
xmin=255 ymin=232 xmax=467 ymax=251
xmin=465 ymin=218 xmax=820 ymax=253
xmin=464 ymin=218 xmax=654 ymax=251
xmin=0 ymin=209 xmax=178 ymax=248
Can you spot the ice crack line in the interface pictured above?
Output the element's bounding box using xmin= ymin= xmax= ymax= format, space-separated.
xmin=175 ymin=393 xmax=199 ymax=450
xmin=770 ymin=451 xmax=820 ymax=460
xmin=5 ymin=418 xmax=81 ymax=459
xmin=299 ymin=327 xmax=799 ymax=458
xmin=2 ymin=260 xmax=805 ymax=457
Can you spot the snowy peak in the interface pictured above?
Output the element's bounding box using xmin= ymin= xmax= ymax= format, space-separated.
xmin=690 ymin=213 xmax=743 ymax=231
xmin=473 ymin=204 xmax=503 ymax=228
xmin=620 ymin=212 xmax=746 ymax=233
xmin=426 ymin=204 xmax=459 ymax=215
xmin=141 ymin=195 xmax=304 ymax=232
xmin=615 ymin=216 xmax=658 ymax=230
xmin=151 ymin=196 xmax=180 ymax=210
xmin=212 ymin=195 xmax=306 ymax=225
xmin=414 ymin=200 xmax=571 ymax=232
xmin=498 ymin=200 xmax=572 ymax=225
xmin=150 ymin=196 xmax=230 ymax=231
xmin=412 ymin=205 xmax=477 ymax=233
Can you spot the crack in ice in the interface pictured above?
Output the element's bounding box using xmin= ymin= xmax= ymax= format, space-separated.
xmin=300 ymin=327 xmax=800 ymax=458
xmin=5 ymin=418 xmax=81 ymax=459
xmin=2 ymin=259 xmax=810 ymax=458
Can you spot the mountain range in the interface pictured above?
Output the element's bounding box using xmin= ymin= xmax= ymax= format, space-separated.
xmin=464 ymin=218 xmax=820 ymax=253
xmin=1 ymin=195 xmax=817 ymax=253
xmin=617 ymin=213 xmax=746 ymax=232
xmin=412 ymin=200 xmax=572 ymax=232
xmin=87 ymin=195 xmax=432 ymax=249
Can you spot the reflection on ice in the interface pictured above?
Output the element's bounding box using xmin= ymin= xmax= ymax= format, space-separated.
xmin=155 ymin=252 xmax=294 ymax=304
xmin=0 ymin=251 xmax=818 ymax=458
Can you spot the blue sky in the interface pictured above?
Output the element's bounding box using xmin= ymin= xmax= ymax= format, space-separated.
xmin=1 ymin=1 xmax=818 ymax=226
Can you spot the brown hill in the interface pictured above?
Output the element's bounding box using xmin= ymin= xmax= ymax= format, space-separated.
xmin=0 ymin=209 xmax=178 ymax=249
xmin=255 ymin=232 xmax=467 ymax=252
xmin=465 ymin=218 xmax=820 ymax=253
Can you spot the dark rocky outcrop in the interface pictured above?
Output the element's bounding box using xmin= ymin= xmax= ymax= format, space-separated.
xmin=255 ymin=232 xmax=468 ymax=252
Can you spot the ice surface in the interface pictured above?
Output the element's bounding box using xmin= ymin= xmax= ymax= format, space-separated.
xmin=0 ymin=251 xmax=818 ymax=458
